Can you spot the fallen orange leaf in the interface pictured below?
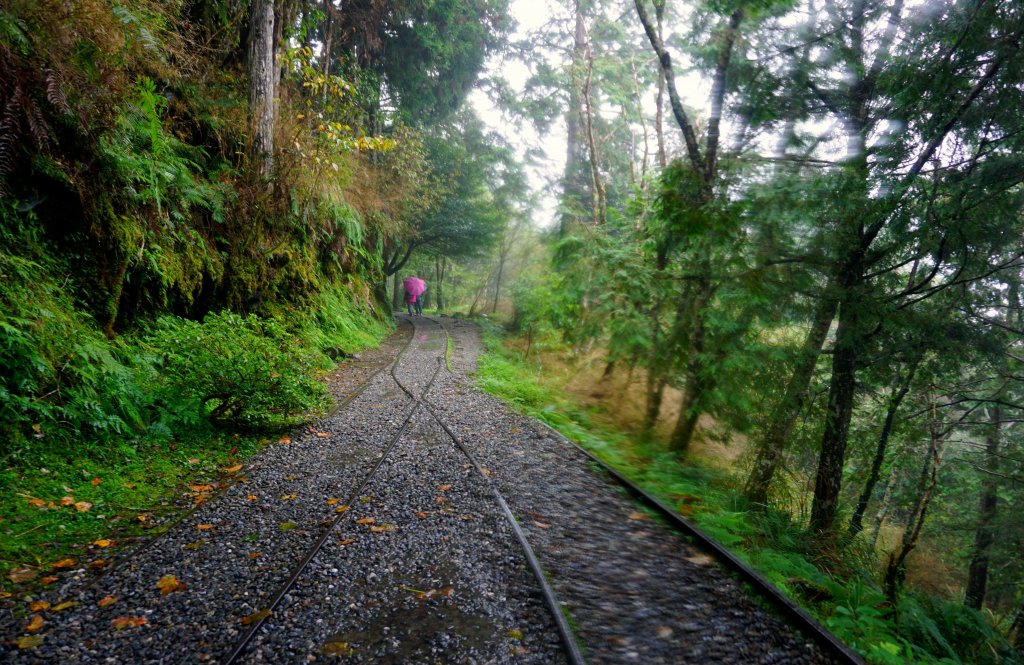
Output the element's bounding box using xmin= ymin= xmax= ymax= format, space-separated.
xmin=28 ymin=601 xmax=50 ymax=612
xmin=91 ymin=477 xmax=102 ymax=486
xmin=60 ymin=496 xmax=74 ymax=506
xmin=434 ymin=497 xmax=449 ymax=504
xmin=334 ymin=505 xmax=350 ymax=514
xmin=438 ymin=484 xmax=452 ymax=492
xmin=137 ymin=514 xmax=149 ymax=522
xmin=315 ymin=432 xmax=332 ymax=438
xmin=52 ymin=601 xmax=76 ymax=611
xmin=241 ymin=609 xmax=271 ymax=625
xmin=50 ymin=559 xmax=76 ymax=570
xmin=111 ymin=616 xmax=147 ymax=629
xmin=189 ymin=484 xmax=214 ymax=493
xmin=186 ymin=458 xmax=200 ymax=464
xmin=325 ymin=498 xmax=340 ymax=505
xmin=93 ymin=539 xmax=114 ymax=548
xmin=74 ymin=501 xmax=93 ymax=512
xmin=25 ymin=615 xmax=44 ymax=632
xmin=88 ymin=560 xmax=108 ymax=569
xmin=8 ymin=567 xmax=38 ymax=583
xmin=532 ymin=521 xmax=551 ymax=529
xmin=278 ymin=436 xmax=291 ymax=444
xmin=415 ymin=511 xmax=429 ymax=519
xmin=246 ymin=494 xmax=258 ymax=501
xmin=369 ymin=524 xmax=397 ymax=533
xmin=27 ymin=498 xmax=47 ymax=509
xmin=40 ymin=576 xmax=58 ymax=586
xmin=15 ymin=635 xmax=43 ymax=648
xmin=193 ymin=495 xmax=208 ymax=507
xmin=627 ymin=512 xmax=650 ymax=521
xmin=223 ymin=464 xmax=243 ymax=473
xmin=156 ymin=574 xmax=186 ymax=595
xmin=337 ymin=538 xmax=355 ymax=546
xmin=98 ymin=596 xmax=117 ymax=607
xmin=248 ymin=551 xmax=261 ymax=559
xmin=355 ymin=517 xmax=375 ymax=525
xmin=196 ymin=524 xmax=214 ymax=531
xmin=280 ymin=493 xmax=298 ymax=501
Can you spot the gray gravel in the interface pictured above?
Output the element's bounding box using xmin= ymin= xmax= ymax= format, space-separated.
xmin=1 ymin=314 xmax=844 ymax=664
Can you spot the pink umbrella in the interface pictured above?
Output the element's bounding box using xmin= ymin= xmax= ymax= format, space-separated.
xmin=403 ymin=277 xmax=426 ymax=297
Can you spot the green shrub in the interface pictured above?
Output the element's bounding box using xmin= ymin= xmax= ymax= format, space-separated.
xmin=145 ymin=312 xmax=328 ymax=427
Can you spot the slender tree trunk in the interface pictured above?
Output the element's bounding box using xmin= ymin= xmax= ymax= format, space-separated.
xmin=653 ymin=0 xmax=666 ymax=170
xmin=1013 ymin=598 xmax=1024 ymax=651
xmin=392 ymin=272 xmax=404 ymax=312
xmin=248 ymin=0 xmax=276 ymax=175
xmin=559 ymin=1 xmax=589 ymax=239
xmin=642 ymin=373 xmax=667 ymax=440
xmin=869 ymin=478 xmax=893 ymax=551
xmin=884 ymin=404 xmax=943 ymax=604
xmin=745 ymin=289 xmax=837 ymax=505
xmin=809 ymin=282 xmax=860 ymax=536
xmin=668 ymin=277 xmax=712 ymax=454
xmin=492 ymin=252 xmax=505 ymax=314
xmin=849 ymin=360 xmax=919 ymax=538
xmin=579 ymin=38 xmax=607 ymax=226
xmin=965 ymin=404 xmax=1001 ymax=610
xmin=436 ymin=256 xmax=446 ymax=312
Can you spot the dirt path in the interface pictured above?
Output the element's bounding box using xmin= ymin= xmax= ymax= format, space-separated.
xmin=0 ymin=315 xmax=836 ymax=664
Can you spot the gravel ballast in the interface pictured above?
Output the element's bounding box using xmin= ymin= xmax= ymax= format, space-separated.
xmin=1 ymin=314 xmax=845 ymax=664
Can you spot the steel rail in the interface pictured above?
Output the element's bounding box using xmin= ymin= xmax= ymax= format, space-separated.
xmin=528 ymin=420 xmax=866 ymax=665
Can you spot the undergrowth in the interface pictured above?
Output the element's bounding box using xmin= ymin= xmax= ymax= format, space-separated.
xmin=0 ymin=225 xmax=392 ymax=588
xmin=474 ymin=320 xmax=1021 ymax=665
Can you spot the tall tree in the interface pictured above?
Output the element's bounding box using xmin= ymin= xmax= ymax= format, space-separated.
xmin=248 ymin=0 xmax=277 ymax=175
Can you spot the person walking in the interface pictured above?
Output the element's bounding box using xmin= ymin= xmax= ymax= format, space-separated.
xmin=402 ymin=276 xmax=427 ymax=316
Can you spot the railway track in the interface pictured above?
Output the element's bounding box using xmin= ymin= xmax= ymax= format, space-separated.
xmin=220 ymin=315 xmax=579 ymax=663
xmin=2 ymin=314 xmax=861 ymax=664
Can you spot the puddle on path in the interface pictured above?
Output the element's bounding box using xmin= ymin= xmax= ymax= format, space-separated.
xmin=320 ymin=593 xmax=495 ymax=662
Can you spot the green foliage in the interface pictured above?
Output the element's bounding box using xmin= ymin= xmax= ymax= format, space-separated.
xmin=144 ymin=312 xmax=328 ymax=427
xmin=0 ymin=211 xmax=148 ymax=460
xmin=304 ymin=281 xmax=393 ymax=358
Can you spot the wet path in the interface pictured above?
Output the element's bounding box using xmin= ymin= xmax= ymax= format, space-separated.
xmin=1 ymin=314 xmax=840 ymax=664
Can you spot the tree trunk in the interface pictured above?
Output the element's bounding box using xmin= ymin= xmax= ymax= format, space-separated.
xmin=1013 ymin=598 xmax=1024 ymax=651
xmin=653 ymin=0 xmax=666 ymax=170
xmin=869 ymin=478 xmax=893 ymax=552
xmin=809 ymin=285 xmax=860 ymax=536
xmin=668 ymin=277 xmax=712 ymax=455
xmin=884 ymin=405 xmax=943 ymax=604
xmin=392 ymin=272 xmax=404 ymax=312
xmin=642 ymin=373 xmax=667 ymax=440
xmin=964 ymin=404 xmax=1001 ymax=610
xmin=558 ymin=1 xmax=590 ymax=239
xmin=849 ymin=359 xmax=918 ymax=538
xmin=745 ymin=290 xmax=837 ymax=505
xmin=435 ymin=256 xmax=447 ymax=312
xmin=248 ymin=0 xmax=276 ymax=175
xmin=492 ymin=251 xmax=505 ymax=314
